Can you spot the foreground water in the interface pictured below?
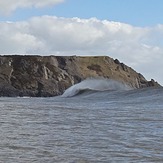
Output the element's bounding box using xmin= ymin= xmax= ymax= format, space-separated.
xmin=0 ymin=85 xmax=163 ymax=162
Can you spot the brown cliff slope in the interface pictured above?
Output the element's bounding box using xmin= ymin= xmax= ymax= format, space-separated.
xmin=0 ymin=55 xmax=161 ymax=97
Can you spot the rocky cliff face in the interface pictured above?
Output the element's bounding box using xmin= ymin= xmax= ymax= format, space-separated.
xmin=0 ymin=55 xmax=160 ymax=97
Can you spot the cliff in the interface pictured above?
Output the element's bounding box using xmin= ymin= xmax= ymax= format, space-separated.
xmin=0 ymin=55 xmax=160 ymax=97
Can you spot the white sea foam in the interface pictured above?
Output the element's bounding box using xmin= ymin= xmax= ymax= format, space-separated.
xmin=62 ymin=78 xmax=132 ymax=97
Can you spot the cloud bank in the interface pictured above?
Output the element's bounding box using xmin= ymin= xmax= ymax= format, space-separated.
xmin=0 ymin=0 xmax=64 ymax=15
xmin=0 ymin=16 xmax=163 ymax=84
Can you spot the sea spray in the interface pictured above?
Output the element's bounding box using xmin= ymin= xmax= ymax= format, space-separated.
xmin=62 ymin=78 xmax=132 ymax=97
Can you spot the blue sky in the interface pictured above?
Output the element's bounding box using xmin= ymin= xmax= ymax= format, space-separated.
xmin=0 ymin=0 xmax=163 ymax=84
xmin=45 ymin=0 xmax=163 ymax=26
xmin=1 ymin=0 xmax=163 ymax=27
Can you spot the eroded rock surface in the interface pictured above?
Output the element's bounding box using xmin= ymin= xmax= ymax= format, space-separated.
xmin=0 ymin=55 xmax=160 ymax=97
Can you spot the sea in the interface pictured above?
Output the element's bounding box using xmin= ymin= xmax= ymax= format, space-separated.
xmin=0 ymin=78 xmax=163 ymax=163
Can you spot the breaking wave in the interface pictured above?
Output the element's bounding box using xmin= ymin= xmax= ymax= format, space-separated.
xmin=62 ymin=78 xmax=132 ymax=97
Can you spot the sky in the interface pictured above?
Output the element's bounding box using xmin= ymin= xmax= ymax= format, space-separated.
xmin=0 ymin=0 xmax=163 ymax=85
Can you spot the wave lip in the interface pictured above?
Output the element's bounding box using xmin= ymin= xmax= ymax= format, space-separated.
xmin=62 ymin=78 xmax=132 ymax=97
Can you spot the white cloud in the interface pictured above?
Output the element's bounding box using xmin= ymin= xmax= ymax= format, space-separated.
xmin=0 ymin=16 xmax=163 ymax=85
xmin=0 ymin=0 xmax=64 ymax=15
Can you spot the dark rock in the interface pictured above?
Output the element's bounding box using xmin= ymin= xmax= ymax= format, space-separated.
xmin=87 ymin=64 xmax=102 ymax=72
xmin=114 ymin=59 xmax=120 ymax=64
xmin=147 ymin=79 xmax=159 ymax=87
xmin=56 ymin=56 xmax=66 ymax=69
xmin=0 ymin=55 xmax=161 ymax=97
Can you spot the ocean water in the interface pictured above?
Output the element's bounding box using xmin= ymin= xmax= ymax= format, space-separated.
xmin=0 ymin=79 xmax=163 ymax=163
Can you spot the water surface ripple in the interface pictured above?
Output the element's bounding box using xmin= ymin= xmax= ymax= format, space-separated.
xmin=0 ymin=88 xmax=163 ymax=162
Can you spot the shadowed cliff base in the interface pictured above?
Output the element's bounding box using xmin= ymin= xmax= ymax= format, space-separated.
xmin=0 ymin=55 xmax=161 ymax=97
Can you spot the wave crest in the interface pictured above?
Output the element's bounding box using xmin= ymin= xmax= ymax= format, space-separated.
xmin=62 ymin=78 xmax=131 ymax=97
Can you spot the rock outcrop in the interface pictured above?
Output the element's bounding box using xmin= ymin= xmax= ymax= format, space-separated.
xmin=0 ymin=55 xmax=161 ymax=97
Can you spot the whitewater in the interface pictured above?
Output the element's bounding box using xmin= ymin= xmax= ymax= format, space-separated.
xmin=0 ymin=78 xmax=163 ymax=162
xmin=62 ymin=78 xmax=131 ymax=97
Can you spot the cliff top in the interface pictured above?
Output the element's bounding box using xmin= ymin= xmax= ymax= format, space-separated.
xmin=0 ymin=55 xmax=161 ymax=97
